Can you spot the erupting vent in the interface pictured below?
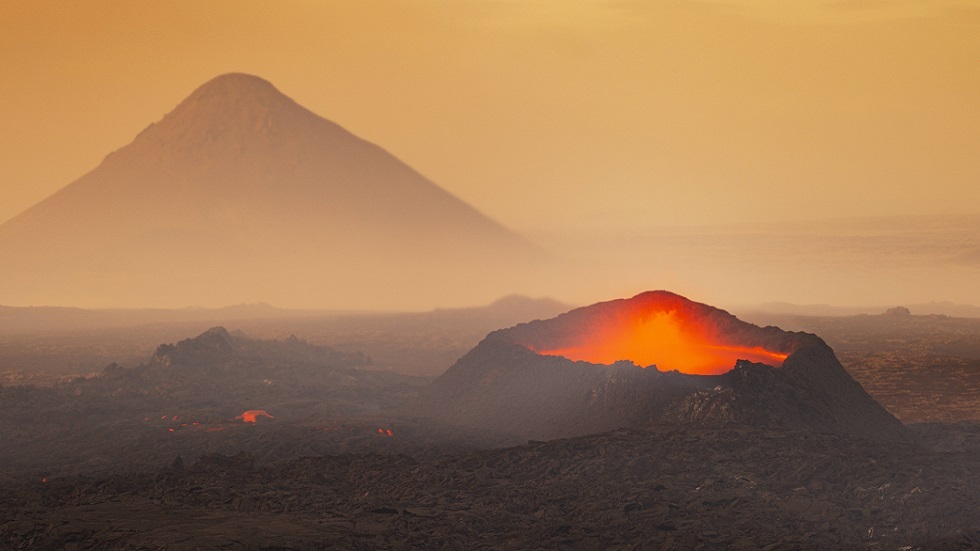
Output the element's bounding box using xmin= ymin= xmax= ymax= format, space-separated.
xmin=521 ymin=292 xmax=788 ymax=375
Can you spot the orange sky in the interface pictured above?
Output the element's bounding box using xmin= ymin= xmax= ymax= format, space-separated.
xmin=1 ymin=0 xmax=977 ymax=233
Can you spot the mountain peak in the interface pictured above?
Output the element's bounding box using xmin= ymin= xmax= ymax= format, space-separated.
xmin=129 ymin=73 xmax=320 ymax=161
xmin=200 ymin=72 xmax=275 ymax=89
xmin=184 ymin=73 xmax=283 ymax=104
xmin=167 ymin=72 xmax=300 ymax=121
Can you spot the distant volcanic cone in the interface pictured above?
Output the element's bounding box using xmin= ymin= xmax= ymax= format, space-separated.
xmin=422 ymin=291 xmax=906 ymax=441
xmin=0 ymin=73 xmax=540 ymax=309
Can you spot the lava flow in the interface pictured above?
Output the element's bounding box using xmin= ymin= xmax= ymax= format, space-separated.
xmin=237 ymin=409 xmax=275 ymax=423
xmin=532 ymin=300 xmax=787 ymax=376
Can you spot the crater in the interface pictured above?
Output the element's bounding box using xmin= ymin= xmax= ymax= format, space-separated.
xmin=513 ymin=291 xmax=792 ymax=375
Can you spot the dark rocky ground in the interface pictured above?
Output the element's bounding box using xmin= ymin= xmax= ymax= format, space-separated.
xmin=2 ymin=423 xmax=978 ymax=550
xmin=1 ymin=313 xmax=979 ymax=550
xmin=0 ymin=328 xmax=512 ymax=480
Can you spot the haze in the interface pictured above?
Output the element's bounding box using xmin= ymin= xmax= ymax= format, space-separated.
xmin=1 ymin=0 xmax=978 ymax=310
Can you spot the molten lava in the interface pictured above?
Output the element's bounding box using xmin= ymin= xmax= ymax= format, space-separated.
xmin=532 ymin=306 xmax=787 ymax=376
xmin=237 ymin=409 xmax=274 ymax=423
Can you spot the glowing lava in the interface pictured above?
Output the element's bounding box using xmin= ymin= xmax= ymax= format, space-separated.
xmin=530 ymin=300 xmax=788 ymax=376
xmin=237 ymin=409 xmax=274 ymax=423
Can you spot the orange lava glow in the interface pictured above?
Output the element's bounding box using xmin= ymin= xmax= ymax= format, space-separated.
xmin=534 ymin=309 xmax=787 ymax=376
xmin=237 ymin=409 xmax=274 ymax=423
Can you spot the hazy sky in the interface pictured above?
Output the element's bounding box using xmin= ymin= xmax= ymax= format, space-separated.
xmin=1 ymin=0 xmax=977 ymax=232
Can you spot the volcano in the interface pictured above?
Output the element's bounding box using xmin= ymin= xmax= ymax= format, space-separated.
xmin=423 ymin=291 xmax=906 ymax=441
xmin=0 ymin=73 xmax=538 ymax=309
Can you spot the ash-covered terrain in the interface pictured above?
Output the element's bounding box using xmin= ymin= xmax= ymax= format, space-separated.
xmin=2 ymin=293 xmax=979 ymax=549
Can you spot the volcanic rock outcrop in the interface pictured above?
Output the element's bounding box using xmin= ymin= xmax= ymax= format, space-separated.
xmin=150 ymin=326 xmax=370 ymax=371
xmin=0 ymin=73 xmax=539 ymax=309
xmin=423 ymin=291 xmax=906 ymax=441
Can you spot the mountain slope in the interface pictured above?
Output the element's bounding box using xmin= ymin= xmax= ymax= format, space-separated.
xmin=0 ymin=73 xmax=540 ymax=308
